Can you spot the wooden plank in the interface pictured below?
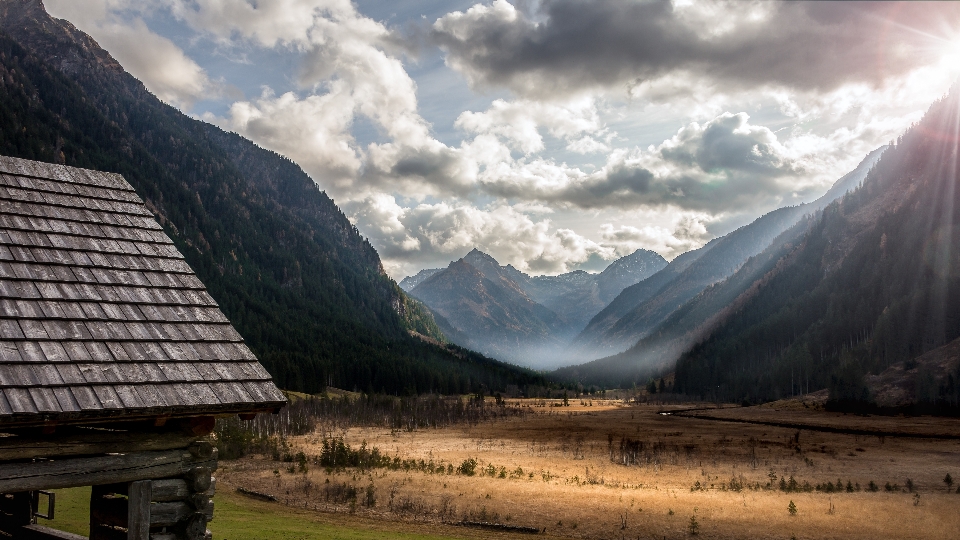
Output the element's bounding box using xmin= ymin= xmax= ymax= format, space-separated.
xmin=18 ymin=523 xmax=87 ymax=540
xmin=0 ymin=448 xmax=211 ymax=492
xmin=0 ymin=429 xmax=202 ymax=461
xmin=127 ymin=480 xmax=151 ymax=540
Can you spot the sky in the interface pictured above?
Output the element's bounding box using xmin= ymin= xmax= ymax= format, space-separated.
xmin=44 ymin=0 xmax=960 ymax=280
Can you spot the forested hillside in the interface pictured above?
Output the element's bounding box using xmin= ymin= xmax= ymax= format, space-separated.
xmin=571 ymin=149 xmax=883 ymax=362
xmin=675 ymin=83 xmax=960 ymax=410
xmin=0 ymin=0 xmax=543 ymax=395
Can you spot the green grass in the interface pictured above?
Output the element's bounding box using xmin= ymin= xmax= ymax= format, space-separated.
xmin=43 ymin=486 xmax=90 ymax=536
xmin=40 ymin=487 xmax=463 ymax=540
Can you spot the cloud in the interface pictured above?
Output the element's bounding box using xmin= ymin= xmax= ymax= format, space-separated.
xmin=348 ymin=197 xmax=623 ymax=277
xmin=209 ymin=87 xmax=362 ymax=186
xmin=599 ymin=217 xmax=711 ymax=261
xmin=455 ymin=96 xmax=607 ymax=154
xmin=432 ymin=0 xmax=960 ymax=99
xmin=478 ymin=111 xmax=805 ymax=212
xmin=45 ymin=0 xmax=219 ymax=108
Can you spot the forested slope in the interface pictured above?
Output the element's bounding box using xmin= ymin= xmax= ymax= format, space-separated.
xmin=0 ymin=0 xmax=543 ymax=395
xmin=675 ymin=83 xmax=960 ymax=409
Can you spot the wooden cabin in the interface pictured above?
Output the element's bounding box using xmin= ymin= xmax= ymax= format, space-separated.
xmin=0 ymin=156 xmax=286 ymax=539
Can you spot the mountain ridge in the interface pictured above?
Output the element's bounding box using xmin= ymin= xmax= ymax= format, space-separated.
xmin=409 ymin=247 xmax=666 ymax=367
xmin=569 ymin=147 xmax=885 ymax=362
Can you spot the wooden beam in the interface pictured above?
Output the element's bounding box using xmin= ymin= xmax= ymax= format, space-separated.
xmin=0 ymin=449 xmax=217 ymax=493
xmin=127 ymin=480 xmax=151 ymax=540
xmin=0 ymin=430 xmax=203 ymax=461
xmin=150 ymin=478 xmax=216 ymax=502
xmin=18 ymin=524 xmax=87 ymax=540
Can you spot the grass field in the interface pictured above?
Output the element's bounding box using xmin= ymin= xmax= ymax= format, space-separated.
xmin=217 ymin=398 xmax=960 ymax=539
xmin=36 ymin=398 xmax=960 ymax=539
xmin=43 ymin=486 xmax=522 ymax=540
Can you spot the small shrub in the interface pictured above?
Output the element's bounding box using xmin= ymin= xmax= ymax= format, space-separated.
xmin=788 ymin=500 xmax=797 ymax=516
xmin=688 ymin=515 xmax=700 ymax=535
xmin=457 ymin=458 xmax=477 ymax=476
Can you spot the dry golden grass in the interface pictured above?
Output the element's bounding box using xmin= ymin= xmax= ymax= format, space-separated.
xmin=217 ymin=399 xmax=960 ymax=539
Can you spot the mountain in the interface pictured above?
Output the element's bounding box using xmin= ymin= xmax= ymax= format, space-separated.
xmin=0 ymin=0 xmax=544 ymax=395
xmin=410 ymin=250 xmax=567 ymax=361
xmin=519 ymin=248 xmax=667 ymax=332
xmin=571 ymin=148 xmax=885 ymax=361
xmin=408 ymin=248 xmax=665 ymax=367
xmin=673 ymin=83 xmax=960 ymax=410
xmin=399 ymin=268 xmax=442 ymax=291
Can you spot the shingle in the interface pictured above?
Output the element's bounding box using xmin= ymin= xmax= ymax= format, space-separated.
xmin=99 ymin=363 xmax=122 ymax=383
xmin=0 ymin=300 xmax=17 ymax=317
xmin=120 ymin=342 xmax=148 ymax=361
xmin=16 ymin=341 xmax=47 ymax=362
xmin=55 ymin=364 xmax=85 ymax=385
xmin=37 ymin=301 xmax=67 ymax=319
xmin=0 ymin=319 xmax=25 ymax=339
xmin=209 ymin=382 xmax=242 ymax=403
xmin=116 ymin=363 xmax=148 ymax=384
xmin=28 ymin=388 xmax=60 ymax=413
xmin=193 ymin=362 xmax=222 ymax=381
xmin=0 ymin=342 xmax=23 ymax=362
xmin=78 ymin=364 xmax=107 ymax=384
xmin=0 ymin=392 xmax=13 ymax=415
xmin=157 ymin=363 xmax=187 ymax=382
xmin=32 ymin=364 xmax=65 ymax=386
xmin=79 ymin=302 xmax=107 ymax=319
xmin=188 ymin=383 xmax=220 ymax=405
xmin=38 ymin=341 xmax=69 ymax=363
xmin=133 ymin=384 xmax=165 ymax=408
xmin=61 ymin=341 xmax=93 ymax=362
xmin=139 ymin=362 xmax=167 ymax=383
xmin=171 ymin=383 xmax=202 ymax=407
xmin=91 ymin=385 xmax=123 ymax=409
xmin=105 ymin=342 xmax=130 ymax=361
xmin=70 ymin=386 xmax=103 ymax=411
xmin=52 ymin=387 xmax=81 ymax=412
xmin=257 ymin=382 xmax=287 ymax=403
xmin=8 ymin=364 xmax=40 ymax=386
xmin=113 ymin=385 xmax=145 ymax=409
xmin=139 ymin=341 xmax=168 ymax=361
xmin=4 ymin=388 xmax=38 ymax=414
xmin=155 ymin=386 xmax=183 ymax=407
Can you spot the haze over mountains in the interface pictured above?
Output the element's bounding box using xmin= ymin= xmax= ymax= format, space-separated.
xmin=402 ymin=247 xmax=666 ymax=368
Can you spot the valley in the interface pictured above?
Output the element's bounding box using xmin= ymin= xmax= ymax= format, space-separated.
xmin=210 ymin=397 xmax=959 ymax=539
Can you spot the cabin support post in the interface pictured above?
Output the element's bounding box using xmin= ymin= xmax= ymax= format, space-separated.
xmin=127 ymin=480 xmax=152 ymax=540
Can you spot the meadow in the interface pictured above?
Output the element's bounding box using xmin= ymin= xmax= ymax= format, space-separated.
xmin=209 ymin=396 xmax=960 ymax=539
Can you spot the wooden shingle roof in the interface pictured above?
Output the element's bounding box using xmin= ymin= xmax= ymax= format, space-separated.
xmin=0 ymin=156 xmax=285 ymax=427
